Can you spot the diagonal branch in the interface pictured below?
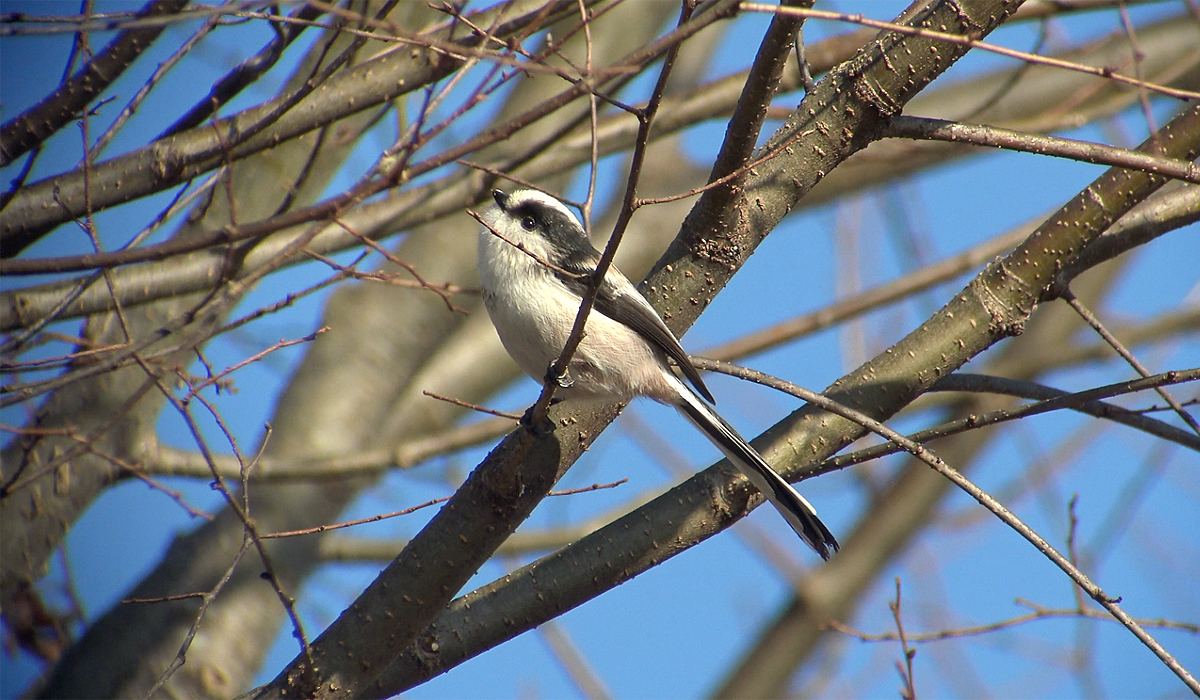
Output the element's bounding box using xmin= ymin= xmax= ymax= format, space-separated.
xmin=0 ymin=0 xmax=189 ymax=167
xmin=885 ymin=115 xmax=1200 ymax=184
xmin=1061 ymin=290 xmax=1200 ymax=435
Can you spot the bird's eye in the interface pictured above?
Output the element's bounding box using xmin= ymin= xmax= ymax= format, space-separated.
xmin=521 ymin=216 xmax=537 ymax=231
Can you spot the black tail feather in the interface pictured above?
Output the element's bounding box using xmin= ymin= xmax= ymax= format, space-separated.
xmin=670 ymin=377 xmax=839 ymax=560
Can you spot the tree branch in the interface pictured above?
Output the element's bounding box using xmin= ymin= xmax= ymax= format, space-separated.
xmin=0 ymin=0 xmax=189 ymax=167
xmin=885 ymin=115 xmax=1200 ymax=184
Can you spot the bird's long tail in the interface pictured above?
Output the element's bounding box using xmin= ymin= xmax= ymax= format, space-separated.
xmin=667 ymin=374 xmax=839 ymax=560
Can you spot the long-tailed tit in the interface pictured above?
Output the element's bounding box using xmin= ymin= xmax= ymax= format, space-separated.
xmin=477 ymin=188 xmax=838 ymax=559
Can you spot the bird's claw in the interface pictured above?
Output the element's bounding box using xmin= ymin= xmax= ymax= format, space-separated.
xmin=545 ymin=366 xmax=573 ymax=390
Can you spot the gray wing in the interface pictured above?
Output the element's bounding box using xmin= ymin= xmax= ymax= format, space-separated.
xmin=555 ymin=253 xmax=715 ymax=404
xmin=596 ymin=278 xmax=715 ymax=404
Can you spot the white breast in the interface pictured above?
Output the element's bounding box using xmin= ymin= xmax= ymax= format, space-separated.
xmin=478 ymin=230 xmax=673 ymax=403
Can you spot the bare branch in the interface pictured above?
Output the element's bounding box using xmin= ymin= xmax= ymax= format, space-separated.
xmin=1061 ymin=290 xmax=1200 ymax=435
xmin=885 ymin=115 xmax=1200 ymax=184
xmin=830 ymin=599 xmax=1200 ymax=643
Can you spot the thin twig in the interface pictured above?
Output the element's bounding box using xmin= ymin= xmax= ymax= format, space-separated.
xmin=262 ymin=479 xmax=628 ymax=540
xmin=422 ymin=390 xmax=522 ymax=421
xmin=184 ymin=328 xmax=328 ymax=398
xmin=1067 ymin=495 xmax=1088 ymax=611
xmin=886 ymin=116 xmax=1200 ymax=185
xmin=142 ymin=537 xmax=252 ymax=697
xmin=262 ymin=496 xmax=453 ymax=539
xmin=1062 ymin=288 xmax=1200 ymax=436
xmin=829 ymin=600 xmax=1200 ymax=643
xmin=145 ymin=367 xmax=316 ymax=688
xmin=890 ymin=578 xmax=918 ymax=700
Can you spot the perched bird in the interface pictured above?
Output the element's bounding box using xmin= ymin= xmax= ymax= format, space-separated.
xmin=477 ymin=188 xmax=838 ymax=559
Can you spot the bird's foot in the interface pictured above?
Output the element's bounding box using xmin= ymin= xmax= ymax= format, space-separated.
xmin=545 ymin=365 xmax=573 ymax=390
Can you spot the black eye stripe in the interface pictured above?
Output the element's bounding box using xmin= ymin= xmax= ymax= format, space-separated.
xmin=512 ymin=203 xmax=544 ymax=224
xmin=512 ymin=202 xmax=575 ymax=228
xmin=507 ymin=197 xmax=592 ymax=261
